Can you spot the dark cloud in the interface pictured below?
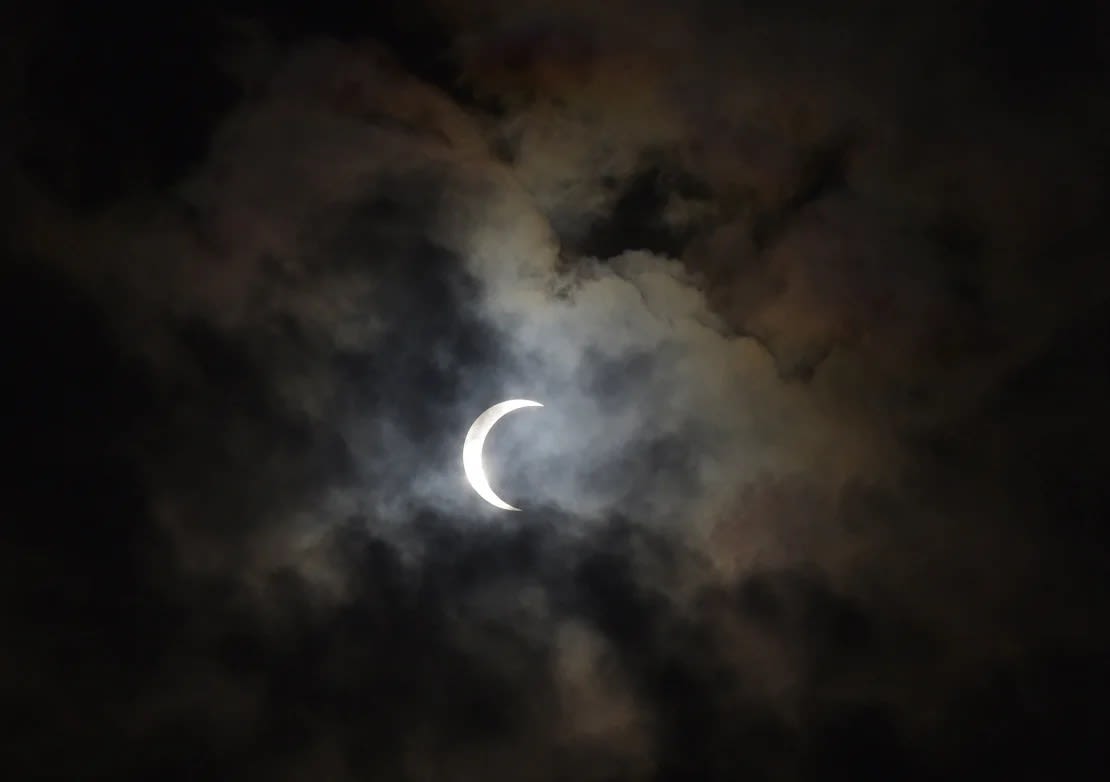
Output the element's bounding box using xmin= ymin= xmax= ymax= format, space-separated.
xmin=4 ymin=1 xmax=1110 ymax=779
xmin=13 ymin=6 xmax=241 ymax=208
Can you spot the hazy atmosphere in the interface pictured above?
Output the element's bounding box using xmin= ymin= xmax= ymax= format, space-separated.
xmin=5 ymin=2 xmax=1110 ymax=778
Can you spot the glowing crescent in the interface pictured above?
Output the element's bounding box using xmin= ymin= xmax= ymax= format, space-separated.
xmin=463 ymin=399 xmax=543 ymax=511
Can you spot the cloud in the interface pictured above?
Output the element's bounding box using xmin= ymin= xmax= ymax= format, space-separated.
xmin=5 ymin=2 xmax=1110 ymax=778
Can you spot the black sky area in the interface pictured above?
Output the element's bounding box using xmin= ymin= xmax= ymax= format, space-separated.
xmin=4 ymin=1 xmax=1110 ymax=780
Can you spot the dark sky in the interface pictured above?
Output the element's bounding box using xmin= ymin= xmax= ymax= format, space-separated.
xmin=4 ymin=1 xmax=1110 ymax=779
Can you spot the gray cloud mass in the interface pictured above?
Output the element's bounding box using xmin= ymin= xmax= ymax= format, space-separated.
xmin=5 ymin=1 xmax=1109 ymax=778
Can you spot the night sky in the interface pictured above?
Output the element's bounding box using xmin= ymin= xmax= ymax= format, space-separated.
xmin=4 ymin=2 xmax=1110 ymax=779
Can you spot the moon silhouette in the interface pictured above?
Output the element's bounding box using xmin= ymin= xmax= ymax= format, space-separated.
xmin=463 ymin=399 xmax=543 ymax=511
